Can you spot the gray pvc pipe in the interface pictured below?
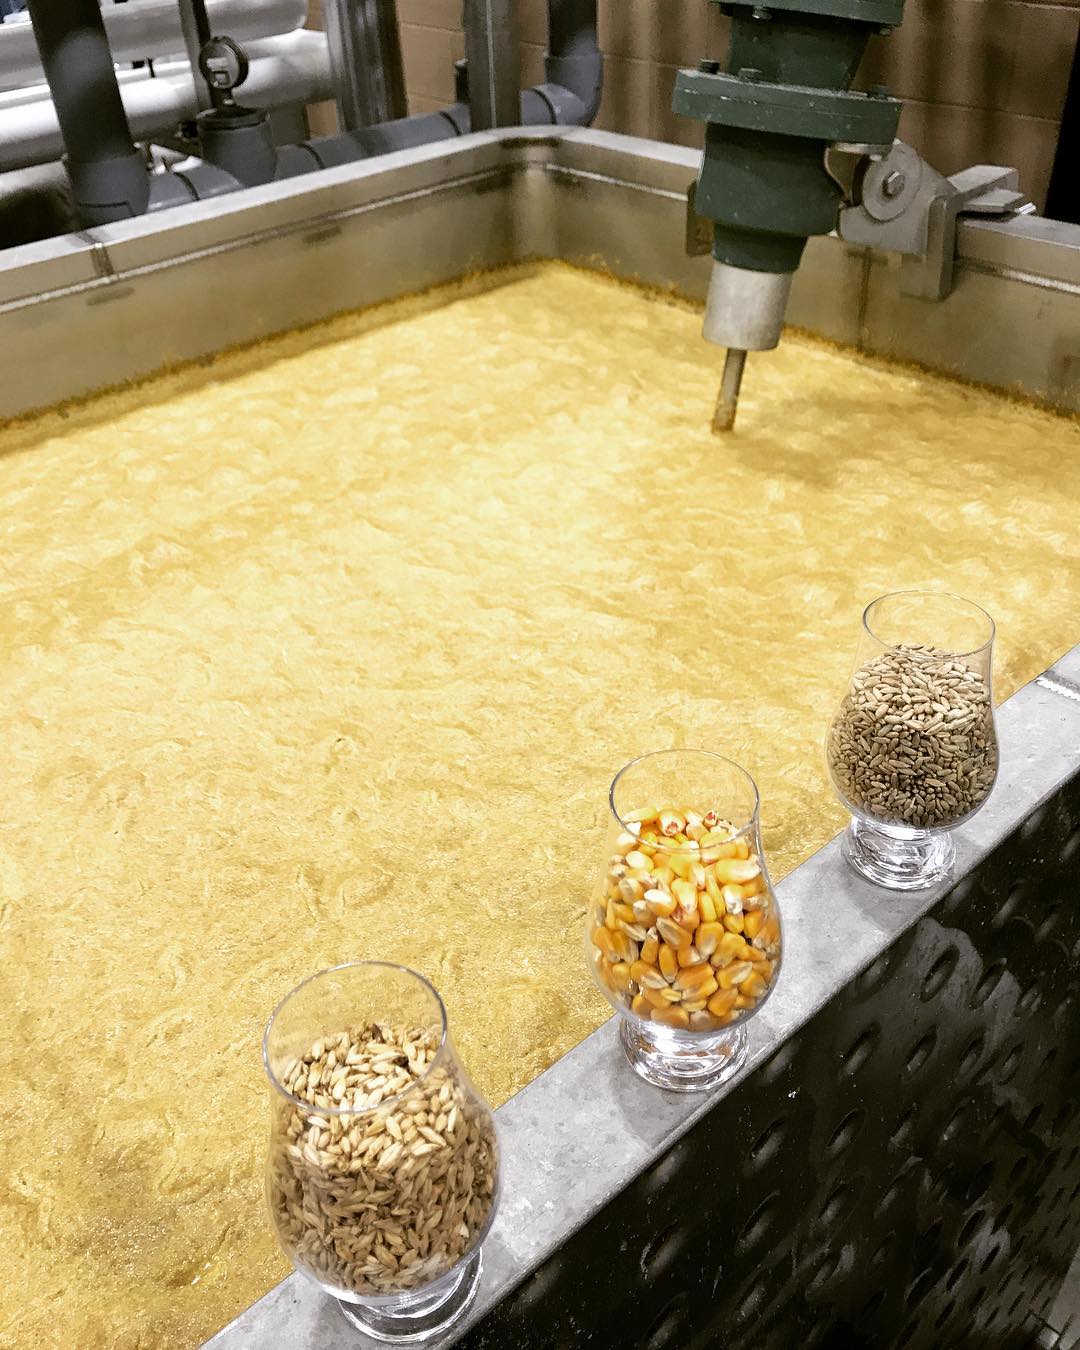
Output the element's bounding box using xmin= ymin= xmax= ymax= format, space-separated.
xmin=25 ymin=0 xmax=151 ymax=224
xmin=543 ymin=0 xmax=602 ymax=123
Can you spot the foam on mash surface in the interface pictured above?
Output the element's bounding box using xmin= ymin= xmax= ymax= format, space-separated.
xmin=1 ymin=263 xmax=1079 ymax=1347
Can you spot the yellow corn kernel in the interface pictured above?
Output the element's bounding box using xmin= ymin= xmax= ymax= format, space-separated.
xmin=646 ymin=985 xmax=683 ymax=1007
xmin=645 ymin=888 xmax=677 ymax=918
xmin=623 ymin=806 xmax=658 ymax=825
xmin=698 ymin=888 xmax=718 ymax=923
xmin=652 ymin=1006 xmax=691 ymax=1030
xmin=721 ymin=884 xmax=744 ymax=916
xmin=631 ymin=994 xmax=652 ymax=1018
xmin=677 ymin=944 xmax=702 ymax=969
xmin=668 ymin=852 xmax=694 ymax=880
xmin=695 ymin=921 xmax=724 ymax=959
xmin=611 ymin=962 xmax=632 ymax=993
xmin=722 ymin=913 xmax=745 ymax=934
xmin=592 ymin=926 xmax=615 ymax=957
xmin=685 ymin=824 xmax=706 ymax=842
xmin=741 ymin=874 xmax=766 ymax=898
xmin=705 ymin=867 xmax=724 ymax=907
xmin=640 ymin=934 xmax=659 ymax=965
xmin=689 ymin=1011 xmax=724 ymax=1032
xmin=717 ymin=960 xmax=753 ymax=989
xmin=736 ymin=840 xmax=750 ymax=859
xmin=614 ymin=930 xmax=639 ymax=963
xmin=711 ymin=931 xmax=747 ymax=965
xmin=733 ymin=994 xmax=753 ymax=1009
xmin=701 ymin=830 xmax=737 ymax=849
xmin=605 ymin=899 xmax=618 ymax=930
xmin=658 ymin=944 xmax=679 ymax=980
xmin=657 ymin=916 xmax=692 ymax=950
xmin=625 ymin=850 xmax=651 ymax=871
xmin=712 ymin=857 xmax=760 ymax=885
xmin=756 ymin=959 xmax=774 ymax=982
xmin=673 ymin=962 xmax=713 ymax=993
xmin=594 ymin=961 xmax=621 ymax=993
xmin=682 ymin=998 xmax=707 ymax=1013
xmin=630 ymin=958 xmax=655 ymax=985
xmin=682 ymin=908 xmax=701 ymax=933
xmin=613 ymin=901 xmax=637 ymax=924
xmin=743 ymin=909 xmax=765 ymax=941
xmin=742 ymin=972 xmax=767 ymax=999
xmin=758 ymin=916 xmax=780 ymax=948
xmin=658 ymin=810 xmax=685 ymax=837
xmin=618 ymin=876 xmax=645 ymax=905
xmin=640 ymin=832 xmax=660 ymax=847
xmin=672 ymin=878 xmax=698 ymax=917
xmin=745 ymin=944 xmax=767 ymax=964
xmin=650 ymin=865 xmax=676 ymax=887
xmin=707 ymin=987 xmax=738 ymax=1017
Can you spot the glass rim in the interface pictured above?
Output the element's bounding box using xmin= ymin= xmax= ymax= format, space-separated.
xmin=262 ymin=960 xmax=449 ymax=1117
xmin=609 ymin=748 xmax=761 ymax=844
xmin=861 ymin=589 xmax=996 ymax=659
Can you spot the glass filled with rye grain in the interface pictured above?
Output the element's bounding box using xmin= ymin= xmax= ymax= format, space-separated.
xmin=263 ymin=961 xmax=499 ymax=1342
xmin=827 ymin=590 xmax=998 ymax=890
xmin=586 ymin=749 xmax=783 ymax=1091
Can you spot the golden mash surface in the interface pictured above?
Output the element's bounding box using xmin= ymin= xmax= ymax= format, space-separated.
xmin=1 ymin=264 xmax=1078 ymax=1347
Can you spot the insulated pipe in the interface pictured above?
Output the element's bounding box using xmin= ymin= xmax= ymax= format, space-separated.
xmin=0 ymin=0 xmax=306 ymax=92
xmin=0 ymin=32 xmax=332 ymax=171
xmin=25 ymin=0 xmax=150 ymax=222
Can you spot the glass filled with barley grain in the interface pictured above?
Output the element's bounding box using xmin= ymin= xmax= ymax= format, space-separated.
xmin=827 ymin=590 xmax=998 ymax=890
xmin=586 ymin=749 xmax=783 ymax=1092
xmin=263 ymin=961 xmax=499 ymax=1342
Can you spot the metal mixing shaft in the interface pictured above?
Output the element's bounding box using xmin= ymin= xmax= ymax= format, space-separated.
xmin=713 ymin=348 xmax=746 ymax=432
xmin=703 ymin=261 xmax=793 ymax=432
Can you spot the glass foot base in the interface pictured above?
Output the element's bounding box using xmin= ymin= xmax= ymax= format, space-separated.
xmin=843 ymin=817 xmax=955 ymax=891
xmin=337 ymin=1249 xmax=483 ymax=1343
xmin=620 ymin=1016 xmax=748 ymax=1092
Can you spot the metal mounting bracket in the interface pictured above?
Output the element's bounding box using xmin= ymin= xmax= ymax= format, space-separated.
xmin=837 ymin=140 xmax=1034 ymax=299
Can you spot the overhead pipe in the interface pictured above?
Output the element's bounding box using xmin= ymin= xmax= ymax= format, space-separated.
xmin=0 ymin=32 xmax=332 ymax=172
xmin=0 ymin=0 xmax=306 ymax=90
xmin=9 ymin=0 xmax=599 ymax=227
xmin=537 ymin=0 xmax=602 ymax=124
xmin=24 ymin=0 xmax=150 ymax=223
xmin=304 ymin=0 xmax=601 ymax=167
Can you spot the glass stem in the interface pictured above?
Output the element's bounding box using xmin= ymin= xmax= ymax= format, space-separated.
xmin=843 ymin=817 xmax=955 ymax=891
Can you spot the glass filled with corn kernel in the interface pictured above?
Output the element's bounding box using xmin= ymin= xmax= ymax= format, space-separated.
xmin=586 ymin=750 xmax=782 ymax=1092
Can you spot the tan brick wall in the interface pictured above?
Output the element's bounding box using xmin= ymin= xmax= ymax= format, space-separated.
xmin=312 ymin=0 xmax=1078 ymax=207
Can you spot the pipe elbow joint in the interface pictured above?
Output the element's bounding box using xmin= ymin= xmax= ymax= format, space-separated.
xmin=65 ymin=149 xmax=150 ymax=226
xmin=542 ymin=53 xmax=602 ymax=124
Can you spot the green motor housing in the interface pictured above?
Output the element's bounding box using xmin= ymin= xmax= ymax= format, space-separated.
xmin=673 ymin=0 xmax=905 ymax=355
